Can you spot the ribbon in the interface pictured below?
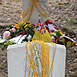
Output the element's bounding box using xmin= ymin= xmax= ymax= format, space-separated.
xmin=25 ymin=41 xmax=56 ymax=77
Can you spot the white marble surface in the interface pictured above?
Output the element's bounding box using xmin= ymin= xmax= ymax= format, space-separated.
xmin=7 ymin=42 xmax=66 ymax=77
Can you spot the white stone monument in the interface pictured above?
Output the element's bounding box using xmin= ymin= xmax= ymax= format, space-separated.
xmin=7 ymin=42 xmax=66 ymax=77
xmin=22 ymin=0 xmax=48 ymax=24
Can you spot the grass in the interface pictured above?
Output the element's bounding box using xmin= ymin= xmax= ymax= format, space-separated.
xmin=69 ymin=19 xmax=77 ymax=24
xmin=0 ymin=65 xmax=4 ymax=69
xmin=3 ymin=5 xmax=12 ymax=8
xmin=7 ymin=10 xmax=12 ymax=13
xmin=64 ymin=17 xmax=68 ymax=21
xmin=69 ymin=25 xmax=77 ymax=29
xmin=3 ymin=5 xmax=10 ymax=8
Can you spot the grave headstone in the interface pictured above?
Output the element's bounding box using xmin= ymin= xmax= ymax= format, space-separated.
xmin=7 ymin=42 xmax=66 ymax=77
xmin=22 ymin=0 xmax=48 ymax=24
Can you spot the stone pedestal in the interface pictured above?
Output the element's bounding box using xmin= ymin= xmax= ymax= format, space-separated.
xmin=7 ymin=42 xmax=66 ymax=77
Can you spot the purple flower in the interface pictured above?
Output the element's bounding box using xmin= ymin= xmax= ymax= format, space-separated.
xmin=22 ymin=31 xmax=26 ymax=35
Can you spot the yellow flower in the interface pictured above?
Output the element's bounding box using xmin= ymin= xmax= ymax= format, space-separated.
xmin=25 ymin=28 xmax=28 ymax=30
xmin=4 ymin=43 xmax=7 ymax=45
xmin=24 ymin=24 xmax=28 ymax=28
xmin=0 ymin=38 xmax=1 ymax=41
xmin=19 ymin=20 xmax=20 ymax=23
xmin=35 ymin=25 xmax=37 ymax=27
xmin=50 ymin=33 xmax=56 ymax=36
xmin=22 ymin=21 xmax=24 ymax=23
xmin=9 ymin=29 xmax=12 ymax=31
xmin=29 ymin=24 xmax=31 ymax=26
xmin=23 ymin=21 xmax=27 ymax=25
xmin=58 ymin=29 xmax=63 ymax=36
xmin=58 ymin=29 xmax=61 ymax=32
xmin=15 ymin=24 xmax=20 ymax=29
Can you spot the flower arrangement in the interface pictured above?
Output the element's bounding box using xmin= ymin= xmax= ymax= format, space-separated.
xmin=2 ymin=21 xmax=34 ymax=39
xmin=0 ymin=21 xmax=35 ymax=49
xmin=0 ymin=19 xmax=76 ymax=49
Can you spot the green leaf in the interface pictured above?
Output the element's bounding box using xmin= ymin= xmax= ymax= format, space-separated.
xmin=59 ymin=38 xmax=65 ymax=42
xmin=66 ymin=41 xmax=72 ymax=47
xmin=0 ymin=43 xmax=4 ymax=48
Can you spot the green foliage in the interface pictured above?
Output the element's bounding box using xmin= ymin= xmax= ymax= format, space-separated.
xmin=26 ymin=26 xmax=34 ymax=37
xmin=59 ymin=38 xmax=65 ymax=42
xmin=10 ymin=31 xmax=16 ymax=38
xmin=63 ymin=17 xmax=68 ymax=21
xmin=7 ymin=10 xmax=12 ymax=13
xmin=3 ymin=5 xmax=10 ymax=8
xmin=66 ymin=41 xmax=72 ymax=47
xmin=1 ymin=41 xmax=16 ymax=49
xmin=56 ymin=0 xmax=59 ymax=3
xmin=56 ymin=31 xmax=61 ymax=38
xmin=69 ymin=19 xmax=77 ymax=24
xmin=0 ymin=43 xmax=3 ymax=48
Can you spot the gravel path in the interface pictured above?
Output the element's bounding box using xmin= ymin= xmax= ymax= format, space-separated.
xmin=0 ymin=0 xmax=22 ymax=26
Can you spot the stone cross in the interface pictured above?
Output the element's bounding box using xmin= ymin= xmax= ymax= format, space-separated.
xmin=22 ymin=0 xmax=48 ymax=24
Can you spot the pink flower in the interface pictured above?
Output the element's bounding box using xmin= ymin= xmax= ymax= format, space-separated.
xmin=51 ymin=39 xmax=55 ymax=42
xmin=12 ymin=28 xmax=16 ymax=32
xmin=3 ymin=31 xmax=10 ymax=39
xmin=51 ymin=36 xmax=55 ymax=42
xmin=12 ymin=25 xmax=16 ymax=28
